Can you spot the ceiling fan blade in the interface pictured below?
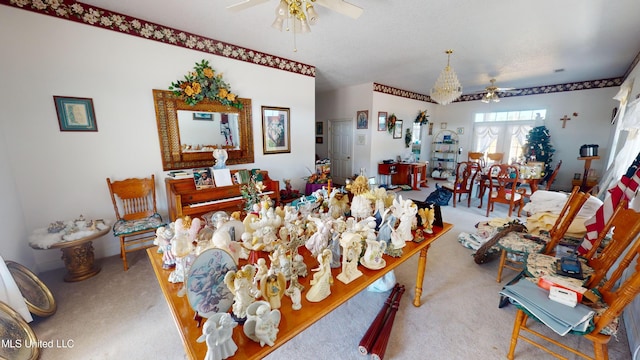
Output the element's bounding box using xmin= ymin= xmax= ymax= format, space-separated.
xmin=314 ymin=0 xmax=364 ymax=19
xmin=226 ymin=0 xmax=271 ymax=12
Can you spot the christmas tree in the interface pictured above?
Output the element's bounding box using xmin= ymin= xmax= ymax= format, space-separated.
xmin=523 ymin=126 xmax=555 ymax=181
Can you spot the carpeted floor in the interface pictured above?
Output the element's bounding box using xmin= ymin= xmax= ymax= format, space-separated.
xmin=28 ymin=184 xmax=632 ymax=359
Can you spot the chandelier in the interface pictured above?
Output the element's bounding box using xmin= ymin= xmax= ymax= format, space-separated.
xmin=272 ymin=0 xmax=319 ymax=51
xmin=430 ymin=50 xmax=463 ymax=105
xmin=481 ymin=91 xmax=500 ymax=103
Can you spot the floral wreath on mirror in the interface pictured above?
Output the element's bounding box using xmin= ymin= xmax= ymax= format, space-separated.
xmin=387 ymin=113 xmax=397 ymax=134
xmin=169 ymin=59 xmax=242 ymax=108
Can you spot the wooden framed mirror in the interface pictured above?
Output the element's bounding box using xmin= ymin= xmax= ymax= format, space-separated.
xmin=153 ymin=89 xmax=254 ymax=170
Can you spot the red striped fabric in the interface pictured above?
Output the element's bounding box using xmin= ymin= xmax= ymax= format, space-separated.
xmin=576 ymin=153 xmax=640 ymax=255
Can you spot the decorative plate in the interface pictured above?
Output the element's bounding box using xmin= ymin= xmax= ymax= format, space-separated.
xmin=5 ymin=261 xmax=56 ymax=317
xmin=186 ymin=248 xmax=237 ymax=318
xmin=0 ymin=301 xmax=39 ymax=360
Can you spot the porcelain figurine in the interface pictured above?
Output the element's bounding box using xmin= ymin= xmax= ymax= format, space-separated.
xmin=243 ymin=301 xmax=281 ymax=347
xmin=224 ymin=264 xmax=261 ymax=320
xmin=211 ymin=229 xmax=241 ymax=265
xmin=328 ymin=191 xmax=350 ymax=219
xmin=212 ymin=148 xmax=228 ymax=169
xmin=291 ymin=253 xmax=308 ymax=278
xmin=259 ymin=272 xmax=287 ymax=310
xmin=289 ymin=286 xmax=302 ymax=310
xmin=361 ymin=238 xmax=387 ymax=270
xmin=305 ymin=215 xmax=332 ymax=258
xmin=306 ymin=249 xmax=333 ymax=302
xmin=392 ymin=196 xmax=417 ymax=242
xmin=253 ymin=258 xmax=268 ymax=286
xmin=337 ymin=232 xmax=363 ymax=284
xmin=197 ymin=312 xmax=238 ymax=360
xmin=154 ymin=226 xmax=176 ymax=269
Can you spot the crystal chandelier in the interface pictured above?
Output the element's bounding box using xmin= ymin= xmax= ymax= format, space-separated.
xmin=272 ymin=0 xmax=319 ymax=51
xmin=481 ymin=91 xmax=500 ymax=103
xmin=430 ymin=50 xmax=463 ymax=105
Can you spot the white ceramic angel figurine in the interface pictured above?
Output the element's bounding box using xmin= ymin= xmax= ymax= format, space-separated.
xmin=393 ymin=196 xmax=417 ymax=242
xmin=212 ymin=148 xmax=228 ymax=169
xmin=243 ymin=301 xmax=281 ymax=347
xmin=259 ymin=273 xmax=287 ymax=310
xmin=361 ymin=238 xmax=387 ymax=270
xmin=197 ymin=312 xmax=238 ymax=360
xmin=224 ymin=264 xmax=261 ymax=320
xmin=306 ymin=249 xmax=333 ymax=302
xmin=211 ymin=229 xmax=241 ymax=265
xmin=305 ymin=215 xmax=332 ymax=258
xmin=337 ymin=232 xmax=363 ymax=284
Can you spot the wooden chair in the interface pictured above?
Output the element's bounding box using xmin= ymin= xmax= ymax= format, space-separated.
xmin=507 ymin=205 xmax=640 ymax=360
xmin=442 ymin=161 xmax=481 ymax=208
xmin=495 ymin=186 xmax=589 ymax=282
xmin=467 ymin=151 xmax=485 ymax=169
xmin=485 ymin=164 xmax=526 ymax=217
xmin=544 ymin=160 xmax=562 ymax=191
xmin=524 ymin=199 xmax=640 ymax=290
xmin=486 ymin=152 xmax=504 ymax=166
xmin=106 ymin=174 xmax=165 ymax=270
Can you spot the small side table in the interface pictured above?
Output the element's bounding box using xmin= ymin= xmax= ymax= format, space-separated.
xmin=31 ymin=227 xmax=110 ymax=282
xmin=577 ymin=156 xmax=600 ymax=192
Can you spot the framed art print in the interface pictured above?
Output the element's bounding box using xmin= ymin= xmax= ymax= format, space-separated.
xmin=262 ymin=106 xmax=291 ymax=154
xmin=378 ymin=112 xmax=387 ymax=131
xmin=193 ymin=112 xmax=213 ymax=121
xmin=357 ymin=110 xmax=369 ymax=129
xmin=53 ymin=96 xmax=98 ymax=132
xmin=316 ymin=121 xmax=323 ymax=135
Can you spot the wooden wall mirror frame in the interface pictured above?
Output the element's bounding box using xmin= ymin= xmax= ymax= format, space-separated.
xmin=153 ymin=89 xmax=254 ymax=171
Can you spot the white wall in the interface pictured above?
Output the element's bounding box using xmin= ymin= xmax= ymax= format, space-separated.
xmin=0 ymin=7 xmax=315 ymax=271
xmin=435 ymin=88 xmax=619 ymax=191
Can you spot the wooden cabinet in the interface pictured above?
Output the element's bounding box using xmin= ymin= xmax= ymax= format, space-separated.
xmin=165 ymin=171 xmax=280 ymax=221
xmin=431 ymin=130 xmax=459 ymax=180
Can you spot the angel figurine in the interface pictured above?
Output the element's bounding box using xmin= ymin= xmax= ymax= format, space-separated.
xmin=196 ymin=312 xmax=238 ymax=360
xmin=418 ymin=205 xmax=436 ymax=234
xmin=224 ymin=264 xmax=261 ymax=320
xmin=259 ymin=273 xmax=286 ymax=310
xmin=361 ymin=238 xmax=387 ymax=270
xmin=243 ymin=301 xmax=281 ymax=347
xmin=306 ymin=248 xmax=333 ymax=302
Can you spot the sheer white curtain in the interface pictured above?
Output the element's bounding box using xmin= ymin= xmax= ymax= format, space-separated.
xmin=473 ymin=125 xmax=500 ymax=153
xmin=509 ymin=124 xmax=533 ymax=163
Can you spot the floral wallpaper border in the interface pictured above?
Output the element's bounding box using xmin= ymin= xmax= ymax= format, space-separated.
xmin=375 ymin=77 xmax=624 ymax=103
xmin=2 ymin=0 xmax=315 ymax=78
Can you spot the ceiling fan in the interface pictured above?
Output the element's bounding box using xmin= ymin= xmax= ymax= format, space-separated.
xmin=477 ymin=78 xmax=521 ymax=103
xmin=227 ymin=0 xmax=364 ymax=20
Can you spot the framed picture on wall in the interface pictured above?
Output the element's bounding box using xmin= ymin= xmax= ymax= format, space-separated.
xmin=53 ymin=96 xmax=98 ymax=132
xmin=316 ymin=136 xmax=323 ymax=144
xmin=316 ymin=122 xmax=323 ymax=135
xmin=393 ymin=120 xmax=403 ymax=139
xmin=193 ymin=113 xmax=213 ymax=121
xmin=262 ymin=106 xmax=291 ymax=154
xmin=377 ymin=112 xmax=387 ymax=131
xmin=357 ymin=110 xmax=369 ymax=129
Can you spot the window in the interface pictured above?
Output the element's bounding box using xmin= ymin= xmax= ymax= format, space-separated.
xmin=472 ymin=110 xmax=546 ymax=164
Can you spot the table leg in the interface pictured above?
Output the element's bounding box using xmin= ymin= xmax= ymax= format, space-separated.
xmin=413 ymin=245 xmax=430 ymax=307
xmin=60 ymin=241 xmax=101 ymax=282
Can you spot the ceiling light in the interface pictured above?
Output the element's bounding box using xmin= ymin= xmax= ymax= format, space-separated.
xmin=481 ymin=91 xmax=500 ymax=103
xmin=272 ymin=0 xmax=318 ymax=51
xmin=430 ymin=50 xmax=463 ymax=105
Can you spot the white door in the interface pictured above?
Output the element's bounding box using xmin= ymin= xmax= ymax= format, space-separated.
xmin=329 ymin=119 xmax=353 ymax=185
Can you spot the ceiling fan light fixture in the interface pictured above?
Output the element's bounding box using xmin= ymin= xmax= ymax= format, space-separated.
xmin=430 ymin=50 xmax=463 ymax=105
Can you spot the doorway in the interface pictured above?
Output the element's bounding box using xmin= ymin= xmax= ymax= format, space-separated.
xmin=329 ymin=119 xmax=353 ymax=185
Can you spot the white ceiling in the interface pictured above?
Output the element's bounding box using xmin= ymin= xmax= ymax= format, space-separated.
xmin=80 ymin=0 xmax=640 ymax=95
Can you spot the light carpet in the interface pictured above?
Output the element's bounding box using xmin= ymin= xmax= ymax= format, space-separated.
xmin=29 ymin=186 xmax=632 ymax=360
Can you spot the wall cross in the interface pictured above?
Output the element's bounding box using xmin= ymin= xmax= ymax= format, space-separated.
xmin=560 ymin=115 xmax=571 ymax=128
